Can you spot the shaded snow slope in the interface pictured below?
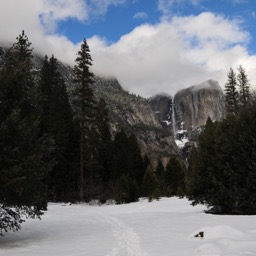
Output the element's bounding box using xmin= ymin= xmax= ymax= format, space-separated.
xmin=1 ymin=198 xmax=256 ymax=256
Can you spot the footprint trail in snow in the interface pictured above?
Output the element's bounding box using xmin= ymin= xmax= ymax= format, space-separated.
xmin=105 ymin=216 xmax=148 ymax=256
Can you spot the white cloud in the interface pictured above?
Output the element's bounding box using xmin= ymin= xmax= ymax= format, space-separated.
xmin=37 ymin=0 xmax=88 ymax=33
xmin=171 ymin=12 xmax=249 ymax=48
xmin=158 ymin=0 xmax=175 ymax=17
xmin=0 ymin=0 xmax=127 ymax=64
xmin=133 ymin=12 xmax=148 ymax=20
xmin=89 ymin=12 xmax=256 ymax=97
xmin=87 ymin=0 xmax=126 ymax=16
xmin=157 ymin=0 xmax=205 ymax=18
xmin=0 ymin=0 xmax=256 ymax=98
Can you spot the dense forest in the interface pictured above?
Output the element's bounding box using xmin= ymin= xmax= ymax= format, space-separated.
xmin=0 ymin=31 xmax=185 ymax=235
xmin=187 ymin=65 xmax=256 ymax=214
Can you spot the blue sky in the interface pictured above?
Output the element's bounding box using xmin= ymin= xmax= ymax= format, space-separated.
xmin=1 ymin=0 xmax=256 ymax=97
xmin=56 ymin=0 xmax=256 ymax=52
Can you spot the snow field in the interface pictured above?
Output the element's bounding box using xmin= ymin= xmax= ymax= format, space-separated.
xmin=0 ymin=197 xmax=256 ymax=256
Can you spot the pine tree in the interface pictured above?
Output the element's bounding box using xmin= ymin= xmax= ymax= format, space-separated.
xmin=186 ymin=145 xmax=198 ymax=197
xmin=188 ymin=117 xmax=221 ymax=206
xmin=0 ymin=31 xmax=54 ymax=234
xmin=38 ymin=55 xmax=79 ymax=202
xmin=127 ymin=133 xmax=145 ymax=186
xmin=164 ymin=155 xmax=185 ymax=196
xmin=72 ymin=39 xmax=97 ymax=201
xmin=237 ymin=65 xmax=250 ymax=109
xmin=115 ymin=174 xmax=139 ymax=204
xmin=111 ymin=129 xmax=130 ymax=180
xmin=155 ymin=158 xmax=165 ymax=195
xmin=224 ymin=67 xmax=239 ymax=115
xmin=188 ymin=110 xmax=256 ymax=214
xmin=142 ymin=165 xmax=158 ymax=200
xmin=96 ymin=98 xmax=112 ymax=183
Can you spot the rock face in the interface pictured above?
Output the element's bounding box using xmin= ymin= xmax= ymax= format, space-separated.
xmin=92 ymin=77 xmax=179 ymax=164
xmin=148 ymin=94 xmax=173 ymax=127
xmin=174 ymin=80 xmax=225 ymax=131
xmin=148 ymin=80 xmax=225 ymax=160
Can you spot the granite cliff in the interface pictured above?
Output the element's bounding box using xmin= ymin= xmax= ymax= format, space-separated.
xmin=174 ymin=79 xmax=225 ymax=131
xmin=149 ymin=80 xmax=225 ymax=133
xmin=149 ymin=80 xmax=225 ymax=159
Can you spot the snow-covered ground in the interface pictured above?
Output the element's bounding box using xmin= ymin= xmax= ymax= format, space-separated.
xmin=1 ymin=197 xmax=256 ymax=256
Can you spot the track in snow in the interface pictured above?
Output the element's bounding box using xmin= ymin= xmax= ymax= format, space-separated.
xmin=105 ymin=216 xmax=148 ymax=256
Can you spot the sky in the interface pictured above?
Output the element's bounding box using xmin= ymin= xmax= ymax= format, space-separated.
xmin=0 ymin=0 xmax=256 ymax=97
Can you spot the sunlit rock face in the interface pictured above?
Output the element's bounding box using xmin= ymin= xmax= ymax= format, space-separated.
xmin=174 ymin=79 xmax=225 ymax=131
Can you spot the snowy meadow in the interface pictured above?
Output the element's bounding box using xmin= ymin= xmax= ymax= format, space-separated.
xmin=0 ymin=197 xmax=256 ymax=256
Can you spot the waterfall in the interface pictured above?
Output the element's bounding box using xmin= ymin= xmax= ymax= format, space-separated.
xmin=171 ymin=99 xmax=176 ymax=136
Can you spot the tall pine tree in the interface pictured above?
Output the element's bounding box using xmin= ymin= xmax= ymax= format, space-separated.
xmin=0 ymin=31 xmax=54 ymax=234
xmin=72 ymin=39 xmax=97 ymax=201
xmin=96 ymin=98 xmax=112 ymax=183
xmin=237 ymin=65 xmax=250 ymax=109
xmin=164 ymin=155 xmax=185 ymax=196
xmin=224 ymin=67 xmax=239 ymax=115
xmin=188 ymin=111 xmax=256 ymax=214
xmin=38 ymin=55 xmax=79 ymax=202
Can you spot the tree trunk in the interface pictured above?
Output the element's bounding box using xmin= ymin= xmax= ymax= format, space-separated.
xmin=80 ymin=131 xmax=84 ymax=201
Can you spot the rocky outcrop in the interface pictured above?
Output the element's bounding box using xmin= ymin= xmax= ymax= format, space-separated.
xmin=92 ymin=77 xmax=179 ymax=164
xmin=147 ymin=80 xmax=225 ymax=160
xmin=174 ymin=79 xmax=225 ymax=131
xmin=148 ymin=94 xmax=173 ymax=127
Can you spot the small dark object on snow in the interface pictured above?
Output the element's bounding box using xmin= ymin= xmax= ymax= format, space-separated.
xmin=195 ymin=231 xmax=204 ymax=238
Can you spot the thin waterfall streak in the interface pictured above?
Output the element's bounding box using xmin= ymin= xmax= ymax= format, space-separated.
xmin=172 ymin=100 xmax=176 ymax=136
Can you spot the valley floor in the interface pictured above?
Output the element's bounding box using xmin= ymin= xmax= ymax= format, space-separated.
xmin=0 ymin=197 xmax=256 ymax=256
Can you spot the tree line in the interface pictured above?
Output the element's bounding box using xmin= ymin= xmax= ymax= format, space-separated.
xmin=0 ymin=31 xmax=186 ymax=235
xmin=187 ymin=65 xmax=256 ymax=214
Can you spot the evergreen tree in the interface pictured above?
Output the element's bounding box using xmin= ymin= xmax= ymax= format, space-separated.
xmin=127 ymin=133 xmax=145 ymax=186
xmin=143 ymin=154 xmax=151 ymax=172
xmin=0 ymin=31 xmax=54 ymax=234
xmin=111 ymin=129 xmax=130 ymax=180
xmin=155 ymin=158 xmax=165 ymax=195
xmin=72 ymin=39 xmax=96 ymax=201
xmin=142 ymin=165 xmax=158 ymax=200
xmin=164 ymin=155 xmax=185 ymax=196
xmin=237 ymin=65 xmax=250 ymax=109
xmin=156 ymin=159 xmax=165 ymax=177
xmin=186 ymin=145 xmax=198 ymax=197
xmin=187 ymin=117 xmax=221 ymax=206
xmin=115 ymin=174 xmax=139 ymax=204
xmin=38 ymin=55 xmax=79 ymax=202
xmin=96 ymin=98 xmax=112 ymax=183
xmin=110 ymin=129 xmax=144 ymax=202
xmin=224 ymin=67 xmax=239 ymax=115
xmin=188 ymin=108 xmax=256 ymax=214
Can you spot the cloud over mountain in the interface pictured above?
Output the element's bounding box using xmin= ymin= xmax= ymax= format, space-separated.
xmin=0 ymin=0 xmax=256 ymax=97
